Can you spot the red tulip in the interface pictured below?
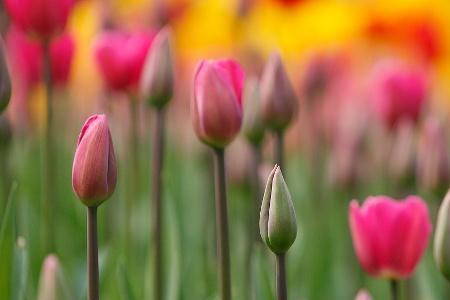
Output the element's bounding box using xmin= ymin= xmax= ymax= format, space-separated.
xmin=72 ymin=114 xmax=117 ymax=207
xmin=191 ymin=59 xmax=245 ymax=148
xmin=94 ymin=30 xmax=154 ymax=92
xmin=349 ymin=196 xmax=431 ymax=279
xmin=5 ymin=26 xmax=75 ymax=88
xmin=369 ymin=59 xmax=428 ymax=128
xmin=4 ymin=0 xmax=75 ymax=41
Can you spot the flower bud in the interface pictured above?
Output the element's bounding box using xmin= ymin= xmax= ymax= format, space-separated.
xmin=140 ymin=26 xmax=174 ymax=109
xmin=260 ymin=52 xmax=298 ymax=131
xmin=0 ymin=39 xmax=11 ymax=113
xmin=191 ymin=59 xmax=245 ymax=148
xmin=354 ymin=289 xmax=372 ymax=300
xmin=242 ymin=77 xmax=265 ymax=146
xmin=37 ymin=254 xmax=61 ymax=300
xmin=259 ymin=165 xmax=297 ymax=254
xmin=72 ymin=114 xmax=117 ymax=207
xmin=434 ymin=190 xmax=450 ymax=281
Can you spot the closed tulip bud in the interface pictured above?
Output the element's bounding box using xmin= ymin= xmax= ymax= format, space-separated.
xmin=140 ymin=27 xmax=174 ymax=109
xmin=0 ymin=39 xmax=11 ymax=113
xmin=242 ymin=77 xmax=265 ymax=145
xmin=260 ymin=165 xmax=297 ymax=254
xmin=260 ymin=52 xmax=298 ymax=131
xmin=349 ymin=196 xmax=431 ymax=279
xmin=354 ymin=289 xmax=372 ymax=300
xmin=434 ymin=190 xmax=450 ymax=280
xmin=5 ymin=0 xmax=74 ymax=40
xmin=37 ymin=254 xmax=61 ymax=300
xmin=72 ymin=114 xmax=117 ymax=207
xmin=191 ymin=59 xmax=245 ymax=148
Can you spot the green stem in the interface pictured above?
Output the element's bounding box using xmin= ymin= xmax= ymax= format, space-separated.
xmin=152 ymin=108 xmax=166 ymax=300
xmin=42 ymin=41 xmax=55 ymax=253
xmin=390 ymin=279 xmax=399 ymax=300
xmin=87 ymin=206 xmax=99 ymax=300
xmin=274 ymin=130 xmax=284 ymax=171
xmin=212 ymin=148 xmax=231 ymax=300
xmin=276 ymin=253 xmax=287 ymax=300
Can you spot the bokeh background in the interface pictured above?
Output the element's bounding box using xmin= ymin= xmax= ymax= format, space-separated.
xmin=1 ymin=0 xmax=450 ymax=299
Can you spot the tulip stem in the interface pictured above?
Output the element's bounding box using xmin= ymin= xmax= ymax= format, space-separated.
xmin=276 ymin=253 xmax=287 ymax=300
xmin=42 ymin=41 xmax=55 ymax=253
xmin=212 ymin=147 xmax=231 ymax=300
xmin=129 ymin=98 xmax=140 ymax=196
xmin=250 ymin=144 xmax=262 ymax=242
xmin=274 ymin=130 xmax=284 ymax=171
xmin=152 ymin=108 xmax=166 ymax=300
xmin=87 ymin=206 xmax=99 ymax=300
xmin=390 ymin=279 xmax=399 ymax=300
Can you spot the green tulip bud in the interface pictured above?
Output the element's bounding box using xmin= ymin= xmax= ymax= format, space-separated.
xmin=259 ymin=165 xmax=297 ymax=254
xmin=0 ymin=38 xmax=11 ymax=113
xmin=434 ymin=189 xmax=450 ymax=280
xmin=242 ymin=77 xmax=265 ymax=145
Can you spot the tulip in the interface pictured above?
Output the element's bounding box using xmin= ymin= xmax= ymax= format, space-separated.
xmin=94 ymin=30 xmax=154 ymax=92
xmin=354 ymin=289 xmax=372 ymax=300
xmin=0 ymin=38 xmax=11 ymax=113
xmin=260 ymin=52 xmax=297 ymax=170
xmin=416 ymin=117 xmax=449 ymax=191
xmin=434 ymin=190 xmax=450 ymax=281
xmin=140 ymin=26 xmax=174 ymax=109
xmin=349 ymin=196 xmax=431 ymax=279
xmin=191 ymin=58 xmax=245 ymax=300
xmin=369 ymin=59 xmax=428 ymax=128
xmin=4 ymin=0 xmax=75 ymax=41
xmin=260 ymin=52 xmax=298 ymax=131
xmin=259 ymin=165 xmax=297 ymax=300
xmin=50 ymin=33 xmax=75 ymax=86
xmin=191 ymin=59 xmax=245 ymax=148
xmin=37 ymin=255 xmax=61 ymax=300
xmin=140 ymin=26 xmax=174 ymax=300
xmin=243 ymin=77 xmax=265 ymax=146
xmin=72 ymin=114 xmax=116 ymax=300
xmin=72 ymin=114 xmax=117 ymax=207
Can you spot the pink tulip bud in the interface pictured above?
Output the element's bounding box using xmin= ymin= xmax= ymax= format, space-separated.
xmin=0 ymin=38 xmax=11 ymax=112
xmin=191 ymin=59 xmax=245 ymax=148
xmin=140 ymin=26 xmax=174 ymax=109
xmin=260 ymin=52 xmax=298 ymax=131
xmin=72 ymin=114 xmax=117 ymax=207
xmin=37 ymin=254 xmax=60 ymax=300
xmin=354 ymin=289 xmax=372 ymax=300
xmin=416 ymin=117 xmax=449 ymax=191
xmin=349 ymin=195 xmax=431 ymax=279
xmin=94 ymin=30 xmax=154 ymax=92
xmin=50 ymin=33 xmax=75 ymax=86
xmin=5 ymin=0 xmax=75 ymax=41
xmin=369 ymin=59 xmax=428 ymax=128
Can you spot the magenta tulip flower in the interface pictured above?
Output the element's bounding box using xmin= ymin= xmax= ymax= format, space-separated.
xmin=349 ymin=196 xmax=431 ymax=279
xmin=94 ymin=30 xmax=154 ymax=92
xmin=72 ymin=114 xmax=117 ymax=207
xmin=369 ymin=59 xmax=428 ymax=128
xmin=50 ymin=33 xmax=75 ymax=86
xmin=4 ymin=0 xmax=75 ymax=40
xmin=191 ymin=59 xmax=245 ymax=148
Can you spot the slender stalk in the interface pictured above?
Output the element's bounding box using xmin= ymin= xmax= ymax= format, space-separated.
xmin=152 ymin=108 xmax=166 ymax=300
xmin=274 ymin=130 xmax=284 ymax=171
xmin=390 ymin=279 xmax=399 ymax=300
xmin=250 ymin=144 xmax=262 ymax=242
xmin=276 ymin=254 xmax=287 ymax=300
xmin=129 ymin=97 xmax=140 ymax=196
xmin=212 ymin=148 xmax=231 ymax=300
xmin=87 ymin=206 xmax=99 ymax=300
xmin=42 ymin=41 xmax=55 ymax=253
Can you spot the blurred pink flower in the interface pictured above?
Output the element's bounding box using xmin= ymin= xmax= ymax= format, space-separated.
xmin=72 ymin=114 xmax=117 ymax=207
xmin=4 ymin=0 xmax=75 ymax=40
xmin=191 ymin=59 xmax=245 ymax=148
xmin=349 ymin=195 xmax=431 ymax=279
xmin=94 ymin=30 xmax=155 ymax=92
xmin=354 ymin=289 xmax=372 ymax=300
xmin=369 ymin=59 xmax=428 ymax=128
xmin=50 ymin=33 xmax=75 ymax=86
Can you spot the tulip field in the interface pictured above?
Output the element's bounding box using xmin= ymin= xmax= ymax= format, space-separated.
xmin=1 ymin=0 xmax=450 ymax=300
